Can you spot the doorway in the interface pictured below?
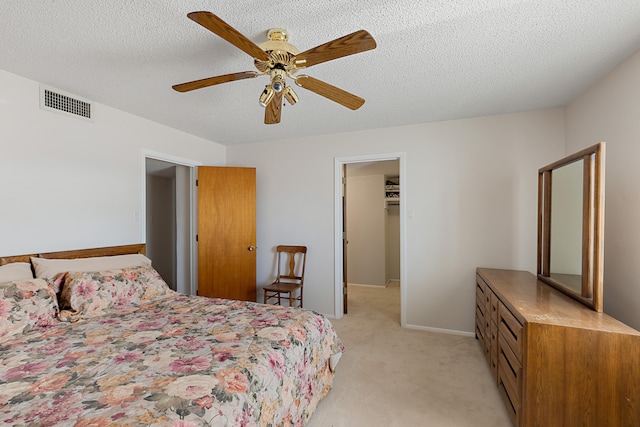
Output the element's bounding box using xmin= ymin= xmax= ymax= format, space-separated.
xmin=335 ymin=153 xmax=406 ymax=325
xmin=346 ymin=161 xmax=400 ymax=285
xmin=143 ymin=152 xmax=199 ymax=295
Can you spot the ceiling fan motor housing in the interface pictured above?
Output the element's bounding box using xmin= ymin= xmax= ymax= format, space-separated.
xmin=259 ymin=28 xmax=299 ymax=55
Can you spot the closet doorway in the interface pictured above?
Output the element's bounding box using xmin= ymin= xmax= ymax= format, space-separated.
xmin=335 ymin=153 xmax=406 ymax=325
xmin=144 ymin=154 xmax=198 ymax=295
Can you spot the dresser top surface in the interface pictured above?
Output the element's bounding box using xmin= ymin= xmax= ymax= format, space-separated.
xmin=477 ymin=267 xmax=640 ymax=335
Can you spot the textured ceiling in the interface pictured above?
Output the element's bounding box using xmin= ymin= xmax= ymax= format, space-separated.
xmin=2 ymin=1 xmax=640 ymax=146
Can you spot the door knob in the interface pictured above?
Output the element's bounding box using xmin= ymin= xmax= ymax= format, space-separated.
xmin=248 ymin=246 xmax=255 ymax=251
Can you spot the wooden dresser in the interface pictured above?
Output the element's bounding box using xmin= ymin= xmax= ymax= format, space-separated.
xmin=476 ymin=268 xmax=640 ymax=427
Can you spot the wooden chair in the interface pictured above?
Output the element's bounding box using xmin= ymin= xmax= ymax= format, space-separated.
xmin=263 ymin=245 xmax=307 ymax=308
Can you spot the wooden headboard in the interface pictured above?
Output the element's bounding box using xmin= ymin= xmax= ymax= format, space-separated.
xmin=0 ymin=244 xmax=146 ymax=266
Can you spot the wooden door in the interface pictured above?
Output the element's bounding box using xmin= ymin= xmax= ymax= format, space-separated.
xmin=197 ymin=166 xmax=256 ymax=301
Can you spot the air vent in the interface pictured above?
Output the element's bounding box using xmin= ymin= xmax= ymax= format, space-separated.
xmin=40 ymin=86 xmax=92 ymax=120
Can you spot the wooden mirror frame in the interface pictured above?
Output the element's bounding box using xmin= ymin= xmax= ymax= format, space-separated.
xmin=537 ymin=142 xmax=605 ymax=312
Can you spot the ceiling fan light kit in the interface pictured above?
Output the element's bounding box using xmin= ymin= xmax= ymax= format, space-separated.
xmin=282 ymin=86 xmax=298 ymax=105
xmin=258 ymin=85 xmax=275 ymax=107
xmin=172 ymin=11 xmax=377 ymax=124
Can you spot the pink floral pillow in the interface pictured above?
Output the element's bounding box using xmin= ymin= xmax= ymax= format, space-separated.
xmin=59 ymin=265 xmax=173 ymax=320
xmin=0 ymin=279 xmax=59 ymax=343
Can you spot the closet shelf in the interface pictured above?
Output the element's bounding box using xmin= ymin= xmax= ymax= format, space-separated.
xmin=385 ymin=176 xmax=400 ymax=207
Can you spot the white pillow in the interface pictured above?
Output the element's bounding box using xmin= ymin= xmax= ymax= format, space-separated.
xmin=31 ymin=254 xmax=152 ymax=279
xmin=0 ymin=262 xmax=34 ymax=282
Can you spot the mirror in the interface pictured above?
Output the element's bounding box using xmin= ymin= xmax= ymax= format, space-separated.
xmin=537 ymin=142 xmax=605 ymax=312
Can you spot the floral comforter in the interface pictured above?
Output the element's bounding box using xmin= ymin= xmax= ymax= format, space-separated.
xmin=0 ymin=294 xmax=343 ymax=426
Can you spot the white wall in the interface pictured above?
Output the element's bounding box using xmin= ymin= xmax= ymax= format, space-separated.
xmin=346 ymin=174 xmax=386 ymax=286
xmin=0 ymin=69 xmax=226 ymax=255
xmin=227 ymin=109 xmax=565 ymax=332
xmin=565 ymin=48 xmax=640 ymax=330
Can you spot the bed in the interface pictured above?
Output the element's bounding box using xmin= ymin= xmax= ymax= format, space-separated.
xmin=0 ymin=244 xmax=343 ymax=426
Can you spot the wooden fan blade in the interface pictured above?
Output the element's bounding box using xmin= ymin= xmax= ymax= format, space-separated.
xmin=294 ymin=30 xmax=376 ymax=68
xmin=264 ymin=91 xmax=283 ymax=124
xmin=187 ymin=11 xmax=270 ymax=61
xmin=172 ymin=71 xmax=259 ymax=92
xmin=295 ymin=75 xmax=365 ymax=110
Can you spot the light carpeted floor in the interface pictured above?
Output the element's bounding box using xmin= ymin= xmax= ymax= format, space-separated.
xmin=306 ymin=284 xmax=512 ymax=427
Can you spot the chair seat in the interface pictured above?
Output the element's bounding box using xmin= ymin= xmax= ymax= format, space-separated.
xmin=263 ymin=281 xmax=302 ymax=293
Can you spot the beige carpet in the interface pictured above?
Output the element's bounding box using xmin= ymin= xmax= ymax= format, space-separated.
xmin=307 ymin=284 xmax=511 ymax=427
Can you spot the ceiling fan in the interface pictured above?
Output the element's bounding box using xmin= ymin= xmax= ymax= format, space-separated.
xmin=172 ymin=11 xmax=377 ymax=124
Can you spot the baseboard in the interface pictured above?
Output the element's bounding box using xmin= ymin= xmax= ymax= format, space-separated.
xmin=404 ymin=323 xmax=475 ymax=338
xmin=385 ymin=279 xmax=400 ymax=288
xmin=348 ymin=283 xmax=386 ymax=288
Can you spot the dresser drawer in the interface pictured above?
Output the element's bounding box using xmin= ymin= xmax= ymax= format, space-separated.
xmin=498 ymin=302 xmax=523 ymax=358
xmin=476 ymin=291 xmax=486 ymax=317
xmin=477 ymin=275 xmax=491 ymax=308
xmin=498 ymin=378 xmax=518 ymax=426
xmin=489 ymin=321 xmax=499 ymax=382
xmin=475 ymin=307 xmax=485 ymax=340
xmin=476 ymin=275 xmax=486 ymax=298
xmin=498 ymin=332 xmax=522 ymax=426
xmin=489 ymin=320 xmax=498 ymax=352
xmin=476 ymin=274 xmax=486 ymax=291
xmin=489 ymin=291 xmax=499 ymax=324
